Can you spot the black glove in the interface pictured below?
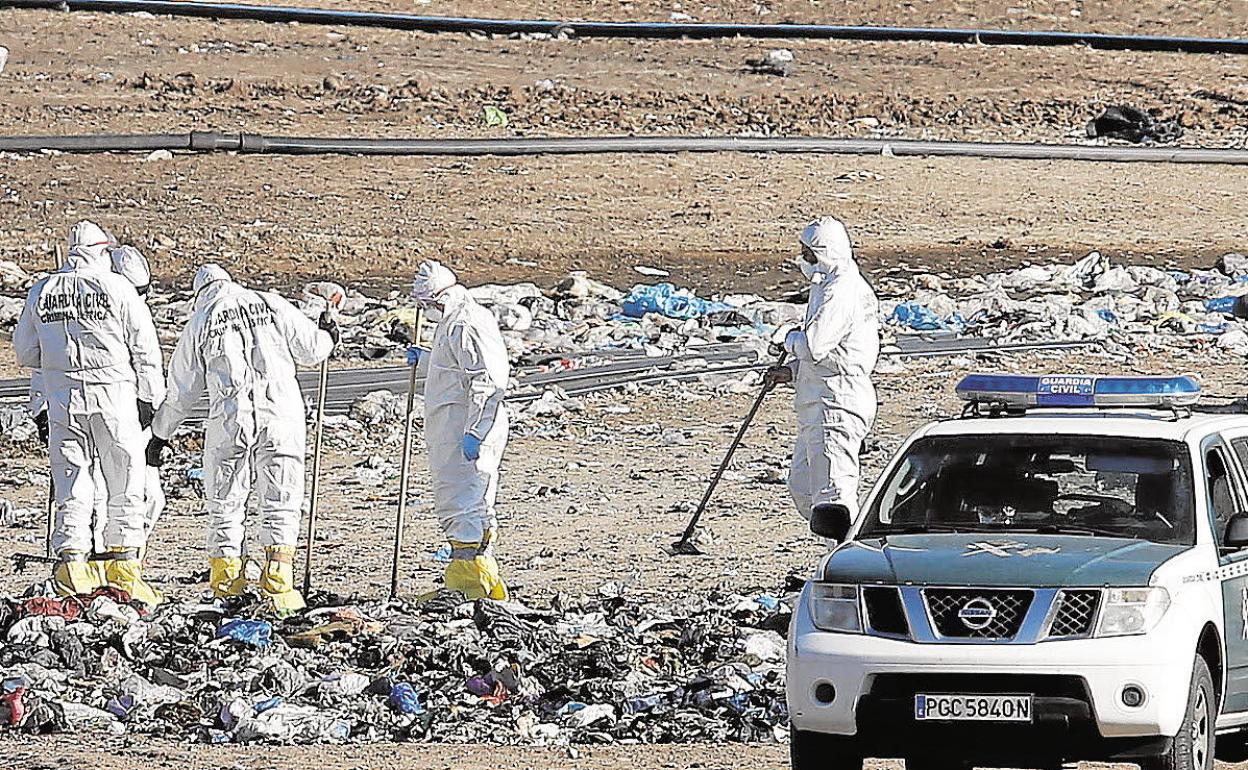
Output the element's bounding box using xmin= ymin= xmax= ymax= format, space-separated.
xmin=1235 ymin=295 xmax=1248 ymax=321
xmin=137 ymin=400 xmax=155 ymax=430
xmin=318 ymin=310 xmax=340 ymax=345
xmin=145 ymin=436 xmax=169 ymax=468
xmin=33 ymin=411 xmax=49 ymax=445
xmin=762 ymin=364 xmax=794 ymax=390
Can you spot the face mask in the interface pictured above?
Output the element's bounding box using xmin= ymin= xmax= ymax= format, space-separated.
xmin=423 ymin=305 xmax=444 ymax=322
xmin=800 ymin=261 xmax=820 ymax=281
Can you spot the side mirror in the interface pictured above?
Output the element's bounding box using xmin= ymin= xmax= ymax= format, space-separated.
xmin=1226 ymin=513 xmax=1248 ymax=549
xmin=810 ymin=504 xmax=852 ymax=542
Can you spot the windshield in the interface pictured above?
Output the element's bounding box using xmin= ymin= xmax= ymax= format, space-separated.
xmin=860 ymin=434 xmax=1196 ymax=545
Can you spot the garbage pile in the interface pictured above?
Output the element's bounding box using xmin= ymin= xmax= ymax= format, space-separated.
xmin=876 ymin=250 xmax=1248 ymax=356
xmin=0 ymin=586 xmax=792 ymax=745
xmin=2 ymin=248 xmax=1248 ymax=406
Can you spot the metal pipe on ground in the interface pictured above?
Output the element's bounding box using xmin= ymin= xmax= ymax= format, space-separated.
xmin=2 ymin=133 xmax=1247 ymax=165
xmin=3 ymin=0 xmax=1247 ymax=54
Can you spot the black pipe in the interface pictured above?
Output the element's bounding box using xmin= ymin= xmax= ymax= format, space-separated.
xmin=3 ymin=0 xmax=1247 ymax=55
xmin=3 ymin=132 xmax=1248 ymax=165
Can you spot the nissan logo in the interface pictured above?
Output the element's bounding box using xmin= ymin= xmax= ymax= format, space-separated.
xmin=957 ymin=598 xmax=998 ymax=630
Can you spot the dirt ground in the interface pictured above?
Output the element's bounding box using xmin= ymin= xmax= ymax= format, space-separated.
xmin=0 ymin=151 xmax=1245 ymax=294
xmin=3 ymin=7 xmax=1246 ymax=144
xmin=2 ymin=2 xmax=1246 ymax=291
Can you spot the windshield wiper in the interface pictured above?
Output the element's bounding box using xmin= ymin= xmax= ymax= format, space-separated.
xmin=877 ymin=523 xmax=965 ymax=537
xmin=1028 ymin=523 xmax=1138 ymax=539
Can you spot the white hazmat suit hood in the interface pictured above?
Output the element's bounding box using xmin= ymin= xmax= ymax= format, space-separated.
xmin=111 ymin=246 xmax=152 ymax=295
xmin=67 ymin=220 xmax=113 ymax=268
xmin=798 ymin=216 xmax=854 ymax=279
xmin=153 ymin=270 xmax=333 ymax=559
xmin=193 ymin=263 xmax=231 ymax=294
xmin=783 ymin=217 xmax=880 ymax=520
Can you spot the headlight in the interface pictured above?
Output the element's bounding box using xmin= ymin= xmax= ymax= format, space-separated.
xmin=810 ymin=584 xmax=862 ymax=633
xmin=1095 ymin=587 xmax=1170 ymax=637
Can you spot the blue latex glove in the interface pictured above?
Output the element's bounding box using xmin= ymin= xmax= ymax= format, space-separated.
xmin=406 ymin=346 xmax=430 ymax=367
xmin=462 ymin=434 xmax=482 ymax=461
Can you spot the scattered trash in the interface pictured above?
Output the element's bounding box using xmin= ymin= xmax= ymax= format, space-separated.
xmin=142 ymin=149 xmax=173 ymax=162
xmin=0 ymin=588 xmax=792 ymax=744
xmin=746 ymin=48 xmax=794 ymax=77
xmin=483 ymin=106 xmax=509 ymax=128
xmin=216 ymin=618 xmax=273 ymax=648
xmin=633 ymin=265 xmax=671 ymax=278
xmin=620 ymin=283 xmax=733 ymax=321
xmin=1085 ymin=105 xmax=1183 ymax=145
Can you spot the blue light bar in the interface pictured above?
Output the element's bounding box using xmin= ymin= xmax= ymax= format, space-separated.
xmin=956 ymin=373 xmax=1201 ymax=409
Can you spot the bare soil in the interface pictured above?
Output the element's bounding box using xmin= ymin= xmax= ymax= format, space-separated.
xmin=2 ymin=8 xmax=1246 ymax=143
xmin=1 ymin=151 xmax=1245 ymax=295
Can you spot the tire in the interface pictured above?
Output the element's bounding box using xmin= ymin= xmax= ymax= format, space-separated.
xmin=790 ymin=728 xmax=864 ymax=770
xmin=1142 ymin=656 xmax=1215 ymax=770
xmin=1215 ymin=732 xmax=1248 ymax=765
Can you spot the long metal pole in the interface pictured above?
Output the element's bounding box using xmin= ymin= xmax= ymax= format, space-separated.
xmin=45 ymin=484 xmax=54 ymax=559
xmin=672 ymin=352 xmax=787 ymax=552
xmin=390 ymin=309 xmax=423 ymax=599
xmin=45 ymin=242 xmax=63 ymax=560
xmin=301 ymin=357 xmax=330 ymax=595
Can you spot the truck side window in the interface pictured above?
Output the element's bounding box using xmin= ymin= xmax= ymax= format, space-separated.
xmin=1206 ymin=448 xmax=1237 ymax=545
xmin=1233 ymin=439 xmax=1248 ymax=479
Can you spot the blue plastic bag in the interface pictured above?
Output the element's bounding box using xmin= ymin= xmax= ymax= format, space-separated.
xmin=1095 ymin=308 xmax=1118 ymax=324
xmin=389 ymin=682 xmax=425 ymax=715
xmin=620 ymin=283 xmax=732 ymax=320
xmin=890 ymin=302 xmax=946 ymax=331
xmin=216 ymin=619 xmax=272 ymax=648
xmin=1206 ymin=296 xmax=1239 ymax=315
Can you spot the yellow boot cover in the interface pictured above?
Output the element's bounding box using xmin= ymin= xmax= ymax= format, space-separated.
xmin=103 ymin=549 xmax=163 ymax=608
xmin=88 ymin=558 xmax=109 ymax=591
xmin=53 ymin=551 xmax=103 ymax=597
xmin=444 ymin=541 xmax=509 ymax=601
xmin=259 ymin=546 xmax=306 ymax=614
xmin=209 ymin=557 xmax=248 ymax=598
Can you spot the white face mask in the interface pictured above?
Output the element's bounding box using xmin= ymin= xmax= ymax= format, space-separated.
xmin=423 ymin=305 xmax=443 ymax=323
xmin=800 ymin=260 xmax=821 ymax=281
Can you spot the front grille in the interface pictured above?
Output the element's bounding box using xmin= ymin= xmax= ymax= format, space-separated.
xmin=924 ymin=588 xmax=1033 ymax=639
xmin=864 ymin=587 xmax=909 ymax=636
xmin=868 ymin=673 xmax=1089 ymax=700
xmin=1048 ymin=590 xmax=1101 ymax=638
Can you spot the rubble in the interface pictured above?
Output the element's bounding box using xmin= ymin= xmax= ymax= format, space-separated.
xmin=1085 ymin=104 xmax=1183 ymax=145
xmin=0 ymin=587 xmax=792 ymax=745
xmin=3 ymin=249 xmax=1248 ymax=448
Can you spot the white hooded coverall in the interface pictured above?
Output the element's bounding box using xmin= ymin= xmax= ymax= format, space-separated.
xmin=784 ymin=217 xmax=880 ymax=519
xmin=14 ymin=243 xmax=165 ymax=555
xmin=423 ymin=284 xmax=511 ymax=545
xmin=152 ymin=268 xmax=333 ymax=557
xmin=27 ymin=246 xmax=166 ymax=550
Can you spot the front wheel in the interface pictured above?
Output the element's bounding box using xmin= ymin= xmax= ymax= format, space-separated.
xmin=1142 ymin=656 xmax=1215 ymax=770
xmin=790 ymin=729 xmax=864 ymax=770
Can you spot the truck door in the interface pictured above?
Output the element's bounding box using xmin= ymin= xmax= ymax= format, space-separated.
xmin=1215 ymin=437 xmax=1248 ymax=712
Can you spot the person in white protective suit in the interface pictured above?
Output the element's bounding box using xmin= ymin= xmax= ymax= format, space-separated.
xmin=14 ymin=221 xmax=165 ymax=605
xmin=27 ymin=245 xmax=167 ymax=569
xmin=765 ymin=216 xmax=879 ymax=526
xmin=406 ymin=260 xmax=511 ymax=600
xmin=148 ymin=264 xmax=336 ymax=612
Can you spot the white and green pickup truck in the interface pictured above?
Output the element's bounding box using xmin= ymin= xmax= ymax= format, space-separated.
xmin=787 ymin=374 xmax=1248 ymax=770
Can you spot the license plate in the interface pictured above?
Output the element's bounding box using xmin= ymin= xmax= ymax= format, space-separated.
xmin=914 ymin=694 xmax=1033 ymax=722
